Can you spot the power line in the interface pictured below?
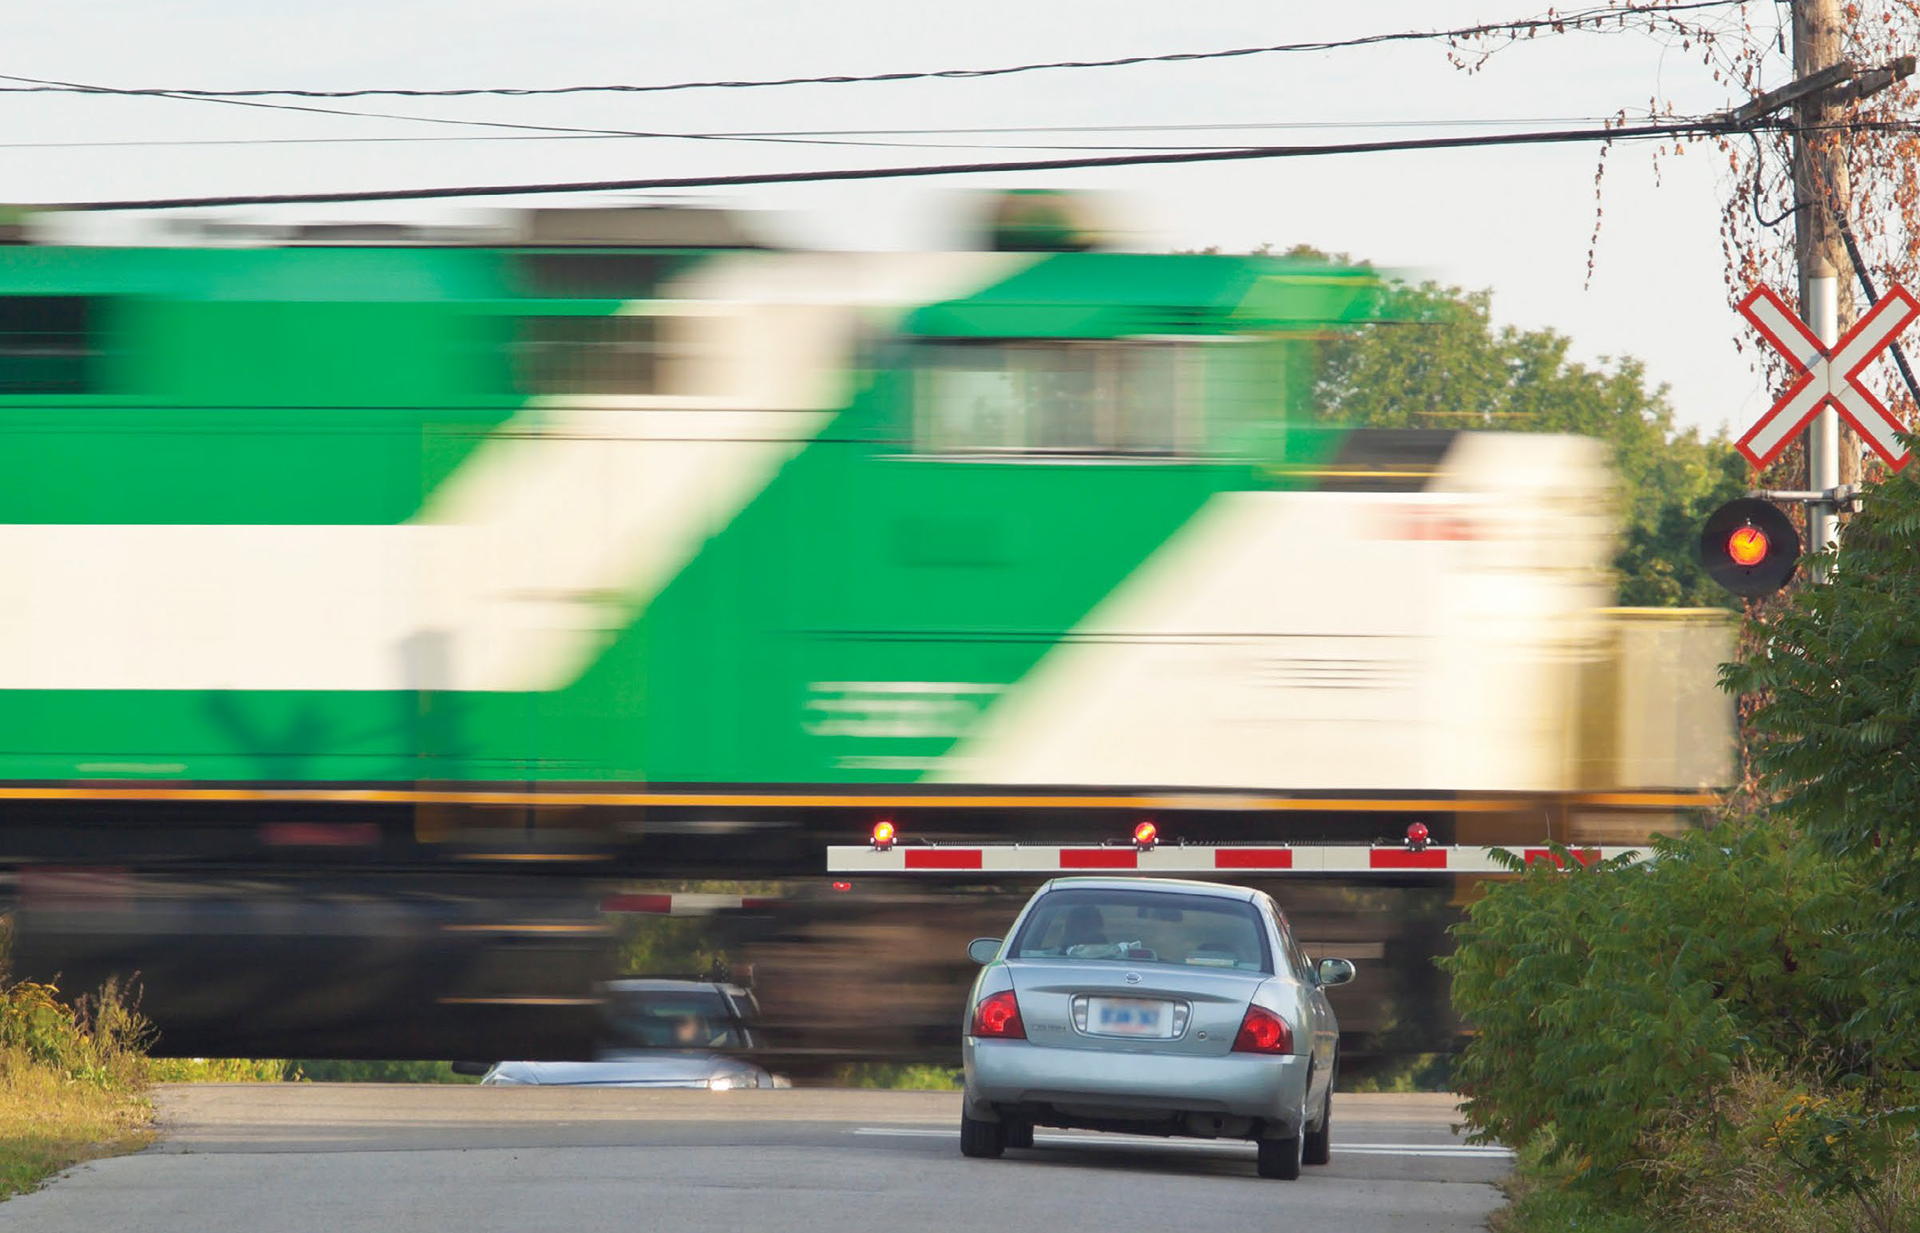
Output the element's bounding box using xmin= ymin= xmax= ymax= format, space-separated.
xmin=0 ymin=74 xmax=955 ymax=150
xmin=46 ymin=116 xmax=1757 ymax=212
xmin=0 ymin=115 xmax=1640 ymax=152
xmin=0 ymin=1 xmax=1757 ymax=100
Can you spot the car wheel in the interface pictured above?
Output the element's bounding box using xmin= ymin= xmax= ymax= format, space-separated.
xmin=1005 ymin=1120 xmax=1034 ymax=1150
xmin=960 ymin=1112 xmax=1006 ymax=1159
xmin=1257 ymin=1131 xmax=1304 ymax=1180
xmin=1303 ymin=1086 xmax=1332 ymax=1166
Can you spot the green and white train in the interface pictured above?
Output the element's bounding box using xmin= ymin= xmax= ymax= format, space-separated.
xmin=0 ymin=209 xmax=1724 ymax=810
xmin=0 ymin=206 xmax=1730 ymax=1057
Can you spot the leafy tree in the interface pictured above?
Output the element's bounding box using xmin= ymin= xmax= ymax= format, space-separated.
xmin=1445 ymin=459 xmax=1920 ymax=1228
xmin=1303 ymin=261 xmax=1747 ymax=607
xmin=1724 ymin=459 xmax=1920 ymax=1064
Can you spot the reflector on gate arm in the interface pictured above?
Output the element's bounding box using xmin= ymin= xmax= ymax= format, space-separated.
xmin=826 ymin=843 xmax=1646 ymax=875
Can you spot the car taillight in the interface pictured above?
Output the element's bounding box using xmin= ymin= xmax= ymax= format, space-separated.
xmin=1231 ymin=1005 xmax=1293 ymax=1054
xmin=971 ymin=990 xmax=1025 ymax=1039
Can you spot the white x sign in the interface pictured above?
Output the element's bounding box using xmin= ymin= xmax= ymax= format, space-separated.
xmin=1735 ymin=282 xmax=1920 ymax=471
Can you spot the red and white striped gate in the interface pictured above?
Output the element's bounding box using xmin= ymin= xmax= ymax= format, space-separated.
xmin=825 ymin=843 xmax=1642 ymax=876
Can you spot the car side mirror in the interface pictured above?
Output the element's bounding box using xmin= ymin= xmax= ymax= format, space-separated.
xmin=449 ymin=1061 xmax=492 ymax=1077
xmin=967 ymin=937 xmax=1002 ymax=965
xmin=1316 ymin=958 xmax=1356 ymax=988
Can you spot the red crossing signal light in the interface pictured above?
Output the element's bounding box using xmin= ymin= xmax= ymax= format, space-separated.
xmin=1700 ymin=498 xmax=1799 ymax=598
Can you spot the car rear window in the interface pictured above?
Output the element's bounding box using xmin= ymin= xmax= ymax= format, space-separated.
xmin=599 ymin=989 xmax=747 ymax=1049
xmin=1009 ymin=889 xmax=1272 ymax=973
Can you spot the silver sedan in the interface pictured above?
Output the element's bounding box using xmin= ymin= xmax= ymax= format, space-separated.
xmin=960 ymin=876 xmax=1352 ymax=1180
xmin=477 ymin=977 xmax=785 ymax=1090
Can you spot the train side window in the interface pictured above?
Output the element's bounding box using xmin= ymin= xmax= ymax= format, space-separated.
xmin=0 ymin=296 xmax=98 ymax=394
xmin=515 ymin=313 xmax=663 ymax=396
xmin=915 ymin=340 xmax=1192 ymax=457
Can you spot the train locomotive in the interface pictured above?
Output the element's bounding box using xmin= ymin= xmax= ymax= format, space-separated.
xmin=0 ymin=206 xmax=1732 ymax=1062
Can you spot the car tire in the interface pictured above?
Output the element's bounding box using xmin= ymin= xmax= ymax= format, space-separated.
xmin=1303 ymin=1087 xmax=1332 ymax=1166
xmin=1257 ymin=1131 xmax=1304 ymax=1180
xmin=1005 ymin=1120 xmax=1034 ymax=1150
xmin=1305 ymin=1052 xmax=1336 ymax=1167
xmin=960 ymin=1112 xmax=1006 ymax=1159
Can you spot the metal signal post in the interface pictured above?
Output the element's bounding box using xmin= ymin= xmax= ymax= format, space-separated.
xmin=1805 ymin=276 xmax=1840 ymax=566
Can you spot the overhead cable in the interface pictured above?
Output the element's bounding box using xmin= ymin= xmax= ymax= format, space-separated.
xmin=0 ymin=116 xmax=1634 ymax=151
xmin=0 ymin=1 xmax=1758 ymax=100
xmin=47 ymin=116 xmax=1757 ymax=211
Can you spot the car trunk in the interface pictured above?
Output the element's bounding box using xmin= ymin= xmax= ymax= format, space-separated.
xmin=1005 ymin=959 xmax=1268 ymax=1057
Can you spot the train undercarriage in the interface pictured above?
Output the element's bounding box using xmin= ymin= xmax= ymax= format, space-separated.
xmin=1 ymin=790 xmax=1703 ymax=1073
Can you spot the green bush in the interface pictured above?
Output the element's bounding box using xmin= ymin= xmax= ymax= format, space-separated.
xmin=1448 ymin=825 xmax=1874 ymax=1182
xmin=828 ymin=1062 xmax=963 ymax=1091
xmin=1446 ymin=824 xmax=1919 ymax=1231
xmin=1490 ymin=1135 xmax=1659 ymax=1233
xmin=1451 ymin=453 xmax=1920 ymax=1232
xmin=1639 ymin=1068 xmax=1920 ymax=1233
xmin=0 ymin=976 xmax=150 ymax=1091
xmin=1724 ymin=459 xmax=1920 ymax=1067
xmin=146 ymin=1058 xmax=293 ymax=1082
xmin=291 ymin=1060 xmax=477 ymax=1083
xmin=1341 ymin=1053 xmax=1453 ymax=1093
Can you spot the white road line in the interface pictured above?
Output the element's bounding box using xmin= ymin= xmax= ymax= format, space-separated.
xmin=851 ymin=1127 xmax=1513 ymax=1158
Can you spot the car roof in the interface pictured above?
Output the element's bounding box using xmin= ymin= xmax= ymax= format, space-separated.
xmin=1036 ymin=876 xmax=1261 ymax=903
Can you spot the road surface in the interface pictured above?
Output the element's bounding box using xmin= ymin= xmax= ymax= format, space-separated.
xmin=2 ymin=1087 xmax=1509 ymax=1232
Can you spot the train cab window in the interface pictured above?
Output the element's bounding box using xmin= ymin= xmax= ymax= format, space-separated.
xmin=915 ymin=340 xmax=1192 ymax=457
xmin=0 ymin=296 xmax=98 ymax=394
xmin=516 ymin=313 xmax=663 ymax=396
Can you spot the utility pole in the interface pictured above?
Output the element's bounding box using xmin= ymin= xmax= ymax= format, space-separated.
xmin=1790 ymin=0 xmax=1854 ymax=559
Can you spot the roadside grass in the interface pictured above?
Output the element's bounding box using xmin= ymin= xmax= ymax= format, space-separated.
xmin=1489 ymin=1139 xmax=1655 ymax=1233
xmin=0 ymin=975 xmax=155 ymax=1200
xmin=1487 ymin=1080 xmax=1920 ymax=1233
xmin=0 ymin=1048 xmax=153 ymax=1198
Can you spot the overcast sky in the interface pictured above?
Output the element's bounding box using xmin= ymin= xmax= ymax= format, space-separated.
xmin=7 ymin=1 xmax=1809 ymax=438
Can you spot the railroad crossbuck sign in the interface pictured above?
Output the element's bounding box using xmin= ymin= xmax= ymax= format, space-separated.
xmin=1735 ymin=282 xmax=1920 ymax=470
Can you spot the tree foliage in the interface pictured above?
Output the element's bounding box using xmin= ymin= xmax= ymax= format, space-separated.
xmin=1446 ymin=827 xmax=1878 ymax=1183
xmin=1449 ymin=459 xmax=1920 ymax=1230
xmin=1446 ymin=825 xmax=1917 ymax=1230
xmin=1723 ymin=458 xmax=1920 ymax=1057
xmin=1309 ymin=269 xmax=1748 ymax=607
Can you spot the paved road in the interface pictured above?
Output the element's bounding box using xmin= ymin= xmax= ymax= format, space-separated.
xmin=2 ymin=1087 xmax=1509 ymax=1232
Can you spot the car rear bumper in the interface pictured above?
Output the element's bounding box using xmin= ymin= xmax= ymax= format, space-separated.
xmin=964 ymin=1037 xmax=1310 ymax=1136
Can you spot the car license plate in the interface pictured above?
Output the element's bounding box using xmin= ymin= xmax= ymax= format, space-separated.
xmin=1088 ymin=997 xmax=1173 ymax=1038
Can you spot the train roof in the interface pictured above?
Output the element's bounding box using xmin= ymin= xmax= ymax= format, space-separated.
xmin=0 ymin=243 xmax=1384 ymax=336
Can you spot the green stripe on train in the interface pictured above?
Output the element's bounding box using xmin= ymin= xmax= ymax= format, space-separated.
xmin=0 ymin=246 xmax=658 ymax=524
